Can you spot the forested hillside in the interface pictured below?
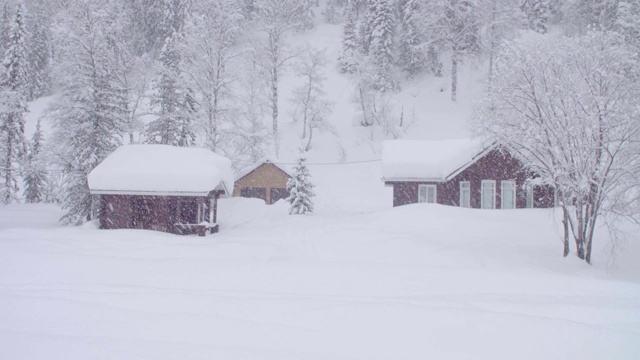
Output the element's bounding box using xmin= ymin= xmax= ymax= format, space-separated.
xmin=1 ymin=0 xmax=639 ymax=225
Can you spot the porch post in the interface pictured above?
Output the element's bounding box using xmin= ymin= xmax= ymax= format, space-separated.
xmin=214 ymin=193 xmax=219 ymax=223
xmin=209 ymin=197 xmax=214 ymax=224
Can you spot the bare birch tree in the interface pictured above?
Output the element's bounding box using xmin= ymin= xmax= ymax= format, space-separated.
xmin=473 ymin=32 xmax=640 ymax=264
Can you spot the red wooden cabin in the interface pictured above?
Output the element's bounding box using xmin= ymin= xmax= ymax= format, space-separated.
xmin=382 ymin=140 xmax=555 ymax=209
xmin=88 ymin=145 xmax=234 ymax=235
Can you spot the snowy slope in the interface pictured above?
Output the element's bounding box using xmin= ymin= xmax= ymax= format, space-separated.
xmin=7 ymin=8 xmax=640 ymax=360
xmin=277 ymin=21 xmax=485 ymax=163
xmin=1 ymin=201 xmax=639 ymax=360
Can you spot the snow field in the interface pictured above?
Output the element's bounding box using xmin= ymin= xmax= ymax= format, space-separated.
xmin=1 ymin=193 xmax=639 ymax=359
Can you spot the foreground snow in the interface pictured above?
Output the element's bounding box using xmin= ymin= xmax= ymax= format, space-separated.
xmin=1 ymin=201 xmax=639 ymax=359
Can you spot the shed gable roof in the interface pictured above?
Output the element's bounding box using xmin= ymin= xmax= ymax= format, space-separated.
xmin=381 ymin=139 xmax=496 ymax=182
xmin=88 ymin=144 xmax=234 ymax=196
xmin=235 ymin=159 xmax=292 ymax=183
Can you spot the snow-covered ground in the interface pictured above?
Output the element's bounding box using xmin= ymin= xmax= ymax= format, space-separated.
xmin=6 ymin=11 xmax=639 ymax=360
xmin=1 ymin=183 xmax=639 ymax=359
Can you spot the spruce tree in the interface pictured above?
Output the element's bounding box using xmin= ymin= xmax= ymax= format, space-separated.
xmin=359 ymin=0 xmax=375 ymax=55
xmin=338 ymin=2 xmax=359 ymax=73
xmin=286 ymin=156 xmax=315 ymax=215
xmin=522 ymin=0 xmax=549 ymax=33
xmin=369 ymin=0 xmax=396 ymax=92
xmin=146 ymin=31 xmax=195 ymax=147
xmin=399 ymin=0 xmax=426 ymax=78
xmin=0 ymin=4 xmax=10 ymax=56
xmin=23 ymin=119 xmax=48 ymax=203
xmin=323 ymin=0 xmax=339 ymax=24
xmin=0 ymin=3 xmax=29 ymax=204
xmin=50 ymin=0 xmax=127 ymax=224
xmin=26 ymin=3 xmax=51 ymax=100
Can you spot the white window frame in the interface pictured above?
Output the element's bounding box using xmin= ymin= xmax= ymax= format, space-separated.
xmin=525 ymin=184 xmax=534 ymax=208
xmin=459 ymin=181 xmax=471 ymax=208
xmin=418 ymin=184 xmax=437 ymax=204
xmin=197 ymin=201 xmax=206 ymax=223
xmin=481 ymin=180 xmax=496 ymax=209
xmin=501 ymin=180 xmax=516 ymax=209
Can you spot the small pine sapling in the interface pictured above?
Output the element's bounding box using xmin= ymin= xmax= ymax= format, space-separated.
xmin=286 ymin=156 xmax=315 ymax=215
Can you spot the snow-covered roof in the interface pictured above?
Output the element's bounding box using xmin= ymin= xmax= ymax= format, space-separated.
xmin=381 ymin=139 xmax=493 ymax=182
xmin=88 ymin=145 xmax=234 ymax=197
xmin=235 ymin=158 xmax=292 ymax=181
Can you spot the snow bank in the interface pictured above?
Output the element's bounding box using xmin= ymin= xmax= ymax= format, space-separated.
xmin=1 ymin=200 xmax=639 ymax=359
xmin=381 ymin=138 xmax=489 ymax=181
xmin=88 ymin=144 xmax=234 ymax=196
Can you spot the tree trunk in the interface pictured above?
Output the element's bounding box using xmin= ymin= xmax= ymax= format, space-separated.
xmin=271 ymin=67 xmax=278 ymax=134
xmin=451 ymin=52 xmax=458 ymax=102
xmin=3 ymin=129 xmax=14 ymax=204
xmin=304 ymin=125 xmax=313 ymax=151
xmin=575 ymin=205 xmax=585 ymax=260
xmin=584 ymin=207 xmax=599 ymax=265
xmin=487 ymin=0 xmax=497 ymax=91
xmin=359 ymin=85 xmax=370 ymax=126
xmin=562 ymin=206 xmax=570 ymax=257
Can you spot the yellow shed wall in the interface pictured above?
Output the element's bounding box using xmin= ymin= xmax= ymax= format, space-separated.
xmin=233 ymin=163 xmax=291 ymax=204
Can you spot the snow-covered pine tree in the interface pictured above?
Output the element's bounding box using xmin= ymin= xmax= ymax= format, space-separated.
xmin=484 ymin=0 xmax=527 ymax=88
xmin=49 ymin=0 xmax=127 ymax=224
xmin=399 ymin=0 xmax=426 ymax=78
xmin=359 ymin=0 xmax=375 ymax=55
xmin=26 ymin=16 xmax=51 ymax=99
xmin=423 ymin=0 xmax=480 ymax=102
xmin=286 ymin=155 xmax=315 ymax=215
xmin=298 ymin=0 xmax=316 ymax=31
xmin=338 ymin=2 xmax=359 ymax=73
xmin=564 ymin=0 xmax=619 ymax=34
xmin=145 ymin=31 xmax=195 ymax=147
xmin=124 ymin=0 xmax=168 ymax=55
xmin=0 ymin=4 xmax=10 ymax=59
xmin=522 ymin=0 xmax=549 ymax=33
xmin=23 ymin=119 xmax=48 ymax=203
xmin=323 ymin=0 xmax=339 ymax=24
xmin=369 ymin=0 xmax=397 ymax=92
xmin=25 ymin=0 xmax=57 ymax=100
xmin=0 ymin=3 xmax=29 ymax=204
xmin=617 ymin=1 xmax=640 ymax=52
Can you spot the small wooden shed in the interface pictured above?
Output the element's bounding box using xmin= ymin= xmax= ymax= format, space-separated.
xmin=381 ymin=139 xmax=555 ymax=209
xmin=233 ymin=159 xmax=292 ymax=205
xmin=88 ymin=145 xmax=234 ymax=235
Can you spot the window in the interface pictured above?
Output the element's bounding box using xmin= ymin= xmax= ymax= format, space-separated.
xmin=525 ymin=184 xmax=534 ymax=208
xmin=501 ymin=181 xmax=516 ymax=209
xmin=481 ymin=180 xmax=496 ymax=209
xmin=459 ymin=181 xmax=470 ymax=208
xmin=418 ymin=184 xmax=437 ymax=204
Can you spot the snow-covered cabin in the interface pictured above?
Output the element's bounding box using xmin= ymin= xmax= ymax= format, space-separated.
xmin=88 ymin=145 xmax=234 ymax=235
xmin=233 ymin=159 xmax=292 ymax=205
xmin=381 ymin=139 xmax=555 ymax=209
